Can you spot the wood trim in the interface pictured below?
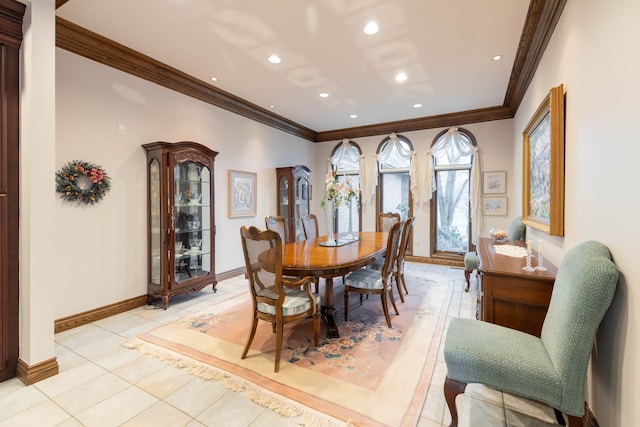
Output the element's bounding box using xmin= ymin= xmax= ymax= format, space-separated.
xmin=584 ymin=403 xmax=599 ymax=427
xmin=54 ymin=1 xmax=565 ymax=142
xmin=16 ymin=357 xmax=59 ymax=385
xmin=55 ymin=17 xmax=318 ymax=142
xmin=217 ymin=267 xmax=245 ymax=282
xmin=54 ymin=295 xmax=148 ymax=333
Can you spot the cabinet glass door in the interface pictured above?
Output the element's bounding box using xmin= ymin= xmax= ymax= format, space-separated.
xmin=294 ymin=176 xmax=309 ymax=241
xmin=279 ymin=175 xmax=289 ymax=226
xmin=149 ymin=159 xmax=161 ymax=284
xmin=173 ymin=161 xmax=211 ymax=284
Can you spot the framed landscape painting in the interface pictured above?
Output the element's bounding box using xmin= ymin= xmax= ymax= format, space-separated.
xmin=482 ymin=197 xmax=508 ymax=216
xmin=522 ymin=84 xmax=565 ymax=236
xmin=483 ymin=171 xmax=506 ymax=194
xmin=228 ymin=170 xmax=256 ymax=217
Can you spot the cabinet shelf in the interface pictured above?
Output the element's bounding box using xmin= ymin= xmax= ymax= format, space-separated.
xmin=143 ymin=141 xmax=219 ymax=309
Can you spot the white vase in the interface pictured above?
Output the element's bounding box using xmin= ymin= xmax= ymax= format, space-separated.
xmin=326 ymin=199 xmax=336 ymax=245
xmin=346 ymin=200 xmax=354 ymax=240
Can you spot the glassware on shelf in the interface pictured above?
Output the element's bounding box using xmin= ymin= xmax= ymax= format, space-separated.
xmin=189 ymin=238 xmax=202 ymax=252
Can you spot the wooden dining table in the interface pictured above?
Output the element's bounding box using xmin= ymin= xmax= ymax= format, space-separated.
xmin=259 ymin=231 xmax=388 ymax=338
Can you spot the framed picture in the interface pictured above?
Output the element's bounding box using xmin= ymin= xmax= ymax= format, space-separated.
xmin=228 ymin=170 xmax=256 ymax=217
xmin=482 ymin=197 xmax=508 ymax=216
xmin=522 ymin=84 xmax=565 ymax=236
xmin=483 ymin=171 xmax=506 ymax=194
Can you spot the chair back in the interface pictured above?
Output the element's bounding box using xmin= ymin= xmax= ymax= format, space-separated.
xmin=540 ymin=241 xmax=619 ymax=415
xmin=397 ymin=217 xmax=415 ymax=269
xmin=378 ymin=212 xmax=401 ymax=232
xmin=508 ymin=215 xmax=526 ymax=241
xmin=265 ymin=215 xmax=289 ymax=244
xmin=240 ymin=226 xmax=285 ymax=307
xmin=380 ymin=221 xmax=403 ymax=281
xmin=301 ymin=213 xmax=318 ymax=240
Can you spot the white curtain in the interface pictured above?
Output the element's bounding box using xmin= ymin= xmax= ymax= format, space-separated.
xmin=426 ymin=127 xmax=483 ymax=244
xmin=375 ymin=133 xmax=418 ymax=205
xmin=329 ymin=139 xmax=368 ymax=205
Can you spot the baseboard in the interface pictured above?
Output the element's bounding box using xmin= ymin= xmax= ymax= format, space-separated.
xmin=216 ymin=267 xmax=245 ymax=281
xmin=406 ymin=255 xmax=464 ymax=268
xmin=16 ymin=357 xmax=59 ymax=385
xmin=54 ymin=295 xmax=148 ymax=334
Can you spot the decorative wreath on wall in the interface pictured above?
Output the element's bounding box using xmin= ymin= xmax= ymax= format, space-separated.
xmin=55 ymin=160 xmax=112 ymax=204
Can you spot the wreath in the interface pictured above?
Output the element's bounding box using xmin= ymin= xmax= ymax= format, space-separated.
xmin=55 ymin=160 xmax=111 ymax=204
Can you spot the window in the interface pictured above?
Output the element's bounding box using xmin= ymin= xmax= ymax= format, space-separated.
xmin=430 ymin=128 xmax=476 ymax=255
xmin=330 ymin=140 xmax=362 ymax=234
xmin=376 ymin=134 xmax=414 ymax=225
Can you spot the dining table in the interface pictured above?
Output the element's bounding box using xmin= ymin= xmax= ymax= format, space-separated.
xmin=264 ymin=231 xmax=388 ymax=338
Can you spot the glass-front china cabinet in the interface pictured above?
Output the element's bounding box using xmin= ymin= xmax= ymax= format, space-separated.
xmin=143 ymin=141 xmax=218 ymax=309
xmin=276 ymin=166 xmax=311 ymax=242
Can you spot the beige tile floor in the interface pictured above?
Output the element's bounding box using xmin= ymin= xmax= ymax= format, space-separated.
xmin=0 ymin=264 xmax=564 ymax=426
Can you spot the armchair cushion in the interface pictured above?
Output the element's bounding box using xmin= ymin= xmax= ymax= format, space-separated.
xmin=345 ymin=268 xmax=385 ymax=290
xmin=463 ymin=252 xmax=479 ymax=270
xmin=257 ymin=287 xmax=320 ymax=316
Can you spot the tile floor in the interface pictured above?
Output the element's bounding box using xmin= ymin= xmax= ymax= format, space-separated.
xmin=0 ymin=264 xmax=564 ymax=426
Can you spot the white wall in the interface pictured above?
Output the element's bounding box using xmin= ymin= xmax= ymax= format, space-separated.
xmin=512 ymin=0 xmax=640 ymax=424
xmin=313 ymin=120 xmax=515 ymax=257
xmin=55 ymin=49 xmax=314 ymax=318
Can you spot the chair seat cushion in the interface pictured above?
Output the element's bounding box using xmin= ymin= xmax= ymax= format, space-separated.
xmin=444 ymin=318 xmax=562 ymax=409
xmin=464 ymin=252 xmax=479 ymax=269
xmin=345 ymin=268 xmax=384 ymax=290
xmin=257 ymin=287 xmax=320 ymax=316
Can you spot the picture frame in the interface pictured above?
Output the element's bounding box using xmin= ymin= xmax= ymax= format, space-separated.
xmin=483 ymin=171 xmax=506 ymax=194
xmin=482 ymin=196 xmax=508 ymax=216
xmin=522 ymin=84 xmax=565 ymax=236
xmin=228 ymin=170 xmax=256 ymax=218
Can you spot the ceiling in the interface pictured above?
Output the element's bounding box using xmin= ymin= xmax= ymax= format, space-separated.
xmin=55 ymin=0 xmax=564 ymax=141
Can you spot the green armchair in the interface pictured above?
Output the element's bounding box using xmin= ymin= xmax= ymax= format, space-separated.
xmin=444 ymin=240 xmax=619 ymax=426
xmin=463 ymin=216 xmax=525 ymax=291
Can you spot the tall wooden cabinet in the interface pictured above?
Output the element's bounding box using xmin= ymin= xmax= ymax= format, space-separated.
xmin=143 ymin=142 xmax=218 ymax=309
xmin=276 ymin=166 xmax=310 ymax=242
xmin=0 ymin=0 xmax=25 ymax=383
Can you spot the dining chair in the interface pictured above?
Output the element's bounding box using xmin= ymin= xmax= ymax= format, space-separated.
xmin=301 ymin=213 xmax=318 ymax=240
xmin=444 ymin=240 xmax=619 ymax=427
xmin=239 ymin=226 xmax=320 ymax=373
xmin=367 ymin=216 xmax=415 ymax=303
xmin=463 ymin=215 xmax=525 ymax=291
xmin=265 ymin=215 xmax=289 ymax=244
xmin=377 ymin=211 xmax=401 ymax=232
xmin=343 ymin=221 xmax=403 ymax=328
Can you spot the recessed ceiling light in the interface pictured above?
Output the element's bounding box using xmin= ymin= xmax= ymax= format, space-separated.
xmin=210 ymin=76 xmax=218 ymax=82
xmin=364 ymin=21 xmax=379 ymax=35
xmin=395 ymin=72 xmax=408 ymax=82
xmin=413 ymin=103 xmax=423 ymax=108
xmin=268 ymin=54 xmax=282 ymax=64
xmin=319 ymin=92 xmax=329 ymax=98
xmin=269 ymin=105 xmax=275 ymax=109
xmin=492 ymin=55 xmax=502 ymax=61
xmin=350 ymin=114 xmax=358 ymax=118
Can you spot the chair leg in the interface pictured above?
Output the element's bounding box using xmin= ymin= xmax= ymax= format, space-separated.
xmin=389 ymin=287 xmax=399 ymax=316
xmin=314 ymin=277 xmax=319 ymax=294
xmin=380 ymin=292 xmax=392 ymax=328
xmin=241 ymin=316 xmax=258 ymax=359
xmin=566 ymin=414 xmax=583 ymax=427
xmin=344 ymin=289 xmax=350 ymax=321
xmin=464 ymin=269 xmax=472 ymax=292
xmin=394 ymin=271 xmax=405 ymax=303
xmin=400 ymin=271 xmax=408 ymax=295
xmin=274 ymin=318 xmax=284 ymax=373
xmin=312 ymin=311 xmax=320 ymax=347
xmin=444 ymin=376 xmax=467 ymax=427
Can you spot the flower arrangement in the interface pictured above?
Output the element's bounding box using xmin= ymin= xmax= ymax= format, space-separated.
xmin=55 ymin=160 xmax=111 ymax=204
xmin=320 ymin=171 xmax=359 ymax=209
xmin=490 ymin=228 xmax=508 ymax=241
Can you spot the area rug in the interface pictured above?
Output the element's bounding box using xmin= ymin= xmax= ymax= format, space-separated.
xmin=124 ymin=266 xmax=453 ymax=427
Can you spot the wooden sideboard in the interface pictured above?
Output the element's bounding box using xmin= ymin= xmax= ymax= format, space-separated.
xmin=476 ymin=237 xmax=557 ymax=337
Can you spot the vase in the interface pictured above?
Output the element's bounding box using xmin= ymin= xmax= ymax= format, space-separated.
xmin=346 ymin=200 xmax=354 ymax=240
xmin=326 ymin=200 xmax=336 ymax=245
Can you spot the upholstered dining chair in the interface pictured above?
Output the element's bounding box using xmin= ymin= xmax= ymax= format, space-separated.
xmin=463 ymin=215 xmax=525 ymax=291
xmin=301 ymin=213 xmax=318 ymax=240
xmin=343 ymin=221 xmax=403 ymax=328
xmin=239 ymin=226 xmax=320 ymax=373
xmin=444 ymin=240 xmax=619 ymax=427
xmin=265 ymin=215 xmax=289 ymax=244
xmin=368 ymin=216 xmax=415 ymax=303
xmin=377 ymin=211 xmax=401 ymax=232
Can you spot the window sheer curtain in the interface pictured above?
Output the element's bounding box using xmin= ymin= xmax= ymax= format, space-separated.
xmin=426 ymin=127 xmax=483 ymax=244
xmin=329 ymin=139 xmax=367 ymax=205
xmin=374 ymin=133 xmax=418 ymax=205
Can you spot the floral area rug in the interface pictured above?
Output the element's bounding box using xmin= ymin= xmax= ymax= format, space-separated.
xmin=125 ymin=265 xmax=453 ymax=427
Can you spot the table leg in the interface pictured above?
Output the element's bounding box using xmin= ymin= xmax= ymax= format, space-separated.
xmin=321 ymin=276 xmax=340 ymax=338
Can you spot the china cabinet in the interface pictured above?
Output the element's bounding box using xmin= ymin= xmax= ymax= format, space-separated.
xmin=276 ymin=166 xmax=311 ymax=242
xmin=143 ymin=141 xmax=218 ymax=309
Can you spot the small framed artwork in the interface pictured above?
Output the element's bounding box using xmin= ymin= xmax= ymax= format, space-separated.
xmin=228 ymin=170 xmax=256 ymax=217
xmin=483 ymin=171 xmax=506 ymax=194
xmin=482 ymin=197 xmax=508 ymax=216
xmin=522 ymin=84 xmax=565 ymax=236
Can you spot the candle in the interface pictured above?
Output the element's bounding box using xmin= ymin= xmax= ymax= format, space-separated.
xmin=527 ymin=239 xmax=532 ymax=254
xmin=539 ymin=240 xmax=543 ymax=254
